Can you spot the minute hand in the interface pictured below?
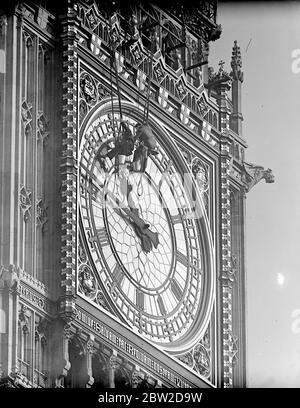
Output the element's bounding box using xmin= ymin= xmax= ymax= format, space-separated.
xmin=122 ymin=208 xmax=159 ymax=249
xmin=105 ymin=190 xmax=159 ymax=250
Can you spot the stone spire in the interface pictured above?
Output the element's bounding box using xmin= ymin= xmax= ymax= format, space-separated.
xmin=231 ymin=40 xmax=243 ymax=82
xmin=230 ymin=41 xmax=243 ymax=136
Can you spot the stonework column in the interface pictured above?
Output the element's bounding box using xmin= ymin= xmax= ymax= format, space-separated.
xmin=217 ymin=75 xmax=234 ymax=387
xmin=85 ymin=335 xmax=95 ymax=388
xmin=230 ymin=41 xmax=244 ymax=136
xmin=131 ymin=367 xmax=141 ymax=388
xmin=52 ymin=321 xmax=72 ymax=388
xmin=108 ymin=352 xmax=118 ymax=388
xmin=0 ymin=265 xmax=20 ymax=383
xmin=59 ymin=1 xmax=79 ymax=323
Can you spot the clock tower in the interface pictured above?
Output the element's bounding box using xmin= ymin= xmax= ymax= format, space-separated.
xmin=0 ymin=0 xmax=274 ymax=389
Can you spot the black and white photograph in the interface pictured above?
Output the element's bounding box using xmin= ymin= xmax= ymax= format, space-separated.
xmin=0 ymin=0 xmax=299 ymax=400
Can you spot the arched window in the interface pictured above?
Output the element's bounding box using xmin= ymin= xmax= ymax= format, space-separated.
xmin=91 ymin=352 xmax=109 ymax=389
xmin=114 ymin=366 xmax=131 ymax=388
xmin=213 ymin=113 xmax=218 ymax=129
xmin=234 ymin=144 xmax=240 ymax=160
xmin=65 ymin=338 xmax=86 ymax=388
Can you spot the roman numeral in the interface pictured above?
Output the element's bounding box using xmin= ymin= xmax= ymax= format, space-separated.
xmin=135 ymin=290 xmax=144 ymax=311
xmin=80 ymin=172 xmax=103 ymax=199
xmin=89 ymin=227 xmax=110 ymax=247
xmin=170 ymin=279 xmax=183 ymax=301
xmin=192 ymin=260 xmax=203 ymax=276
xmin=171 ymin=214 xmax=182 ymax=225
xmin=97 ymin=228 xmax=110 ymax=247
xmin=112 ymin=264 xmax=124 ymax=286
xmin=157 ymin=295 xmax=166 ymax=316
xmin=80 ymin=182 xmax=98 ymax=201
xmin=176 ymin=251 xmax=188 ymax=267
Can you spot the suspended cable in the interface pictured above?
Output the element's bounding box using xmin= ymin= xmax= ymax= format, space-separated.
xmin=143 ymin=47 xmax=154 ymax=125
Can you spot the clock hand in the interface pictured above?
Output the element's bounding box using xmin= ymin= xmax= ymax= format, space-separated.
xmin=113 ymin=206 xmax=159 ymax=253
xmin=106 ymin=188 xmax=159 ymax=251
xmin=124 ymin=208 xmax=159 ymax=249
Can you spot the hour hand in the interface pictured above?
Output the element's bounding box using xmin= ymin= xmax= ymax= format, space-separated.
xmin=133 ymin=218 xmax=159 ymax=250
xmin=114 ymin=207 xmax=159 ymax=253
xmin=124 ymin=208 xmax=159 ymax=250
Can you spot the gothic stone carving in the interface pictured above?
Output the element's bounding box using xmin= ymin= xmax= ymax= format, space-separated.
xmin=20 ymin=185 xmax=32 ymax=222
xmin=35 ymin=318 xmax=48 ymax=345
xmin=37 ymin=112 xmax=49 ymax=144
xmin=0 ymin=264 xmax=20 ymax=290
xmin=177 ymin=326 xmax=212 ymax=380
xmin=208 ymin=60 xmax=232 ymax=87
xmin=78 ymin=239 xmax=111 ymax=313
xmin=79 ymin=71 xmax=111 ymax=124
xmin=21 ymin=100 xmax=33 ymax=136
xmin=242 ymin=161 xmax=275 ymax=192
xmin=78 ymin=264 xmax=97 ymax=298
xmin=36 ymin=198 xmax=48 ymax=230
xmin=18 ymin=304 xmax=30 ymax=334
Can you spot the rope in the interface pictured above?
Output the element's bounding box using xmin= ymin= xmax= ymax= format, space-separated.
xmin=143 ymin=48 xmax=154 ymax=125
xmin=109 ymin=47 xmax=116 ymax=139
xmin=109 ymin=16 xmax=125 ymax=174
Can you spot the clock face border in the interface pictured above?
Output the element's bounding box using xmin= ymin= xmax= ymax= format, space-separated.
xmin=78 ymin=100 xmax=215 ymax=354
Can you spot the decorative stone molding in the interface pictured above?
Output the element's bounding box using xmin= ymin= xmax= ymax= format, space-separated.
xmin=79 ymin=69 xmax=111 ymax=124
xmin=20 ymin=185 xmax=32 ymax=222
xmin=63 ymin=322 xmax=73 ymax=340
xmin=78 ymin=264 xmax=97 ymax=298
xmin=191 ymin=157 xmax=209 ymax=195
xmin=22 ymin=31 xmax=34 ymax=48
xmin=220 ymin=123 xmax=233 ymax=388
xmin=0 ymin=14 xmax=8 ymax=36
xmin=109 ymin=355 xmax=119 ymax=371
xmin=18 ymin=304 xmax=30 ymax=334
xmin=194 ymin=343 xmax=210 ymax=377
xmin=131 ymin=369 xmax=142 ymax=388
xmin=178 ymin=145 xmax=211 ymax=217
xmin=86 ymin=339 xmax=95 ymax=355
xmin=130 ymin=41 xmax=145 ymax=67
xmin=19 ymin=269 xmax=49 ymax=297
xmin=21 ymin=100 xmax=33 ymax=136
xmin=36 ymin=198 xmax=48 ymax=230
xmin=208 ymin=60 xmax=232 ymax=87
xmin=77 ymin=238 xmax=112 ymax=313
xmin=229 ymin=331 xmax=239 ymax=365
xmin=59 ymin=3 xmax=79 ymax=322
xmin=221 ymin=254 xmax=238 ymax=287
xmin=35 ymin=318 xmax=48 ymax=345
xmin=75 ymin=2 xmax=220 ymax=155
xmin=177 ymin=326 xmax=212 ymax=380
xmin=7 ymin=372 xmax=33 ymax=388
xmin=196 ymin=94 xmax=209 ymax=117
xmin=178 ymin=351 xmax=194 ymax=368
xmin=36 ymin=7 xmax=51 ymax=30
xmin=37 ymin=111 xmax=49 ymax=144
xmin=231 ymin=41 xmax=243 ymax=82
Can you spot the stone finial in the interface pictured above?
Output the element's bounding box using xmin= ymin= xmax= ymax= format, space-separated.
xmin=231 ymin=40 xmax=243 ymax=82
xmin=207 ymin=60 xmax=231 ymax=86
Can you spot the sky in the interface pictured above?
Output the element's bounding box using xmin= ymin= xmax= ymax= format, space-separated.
xmin=210 ymin=1 xmax=300 ymax=387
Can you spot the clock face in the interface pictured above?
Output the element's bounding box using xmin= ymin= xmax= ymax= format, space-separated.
xmin=79 ymin=103 xmax=214 ymax=351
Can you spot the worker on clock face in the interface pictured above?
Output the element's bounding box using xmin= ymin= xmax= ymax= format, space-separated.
xmin=107 ymin=120 xmax=135 ymax=164
xmin=132 ymin=123 xmax=158 ymax=172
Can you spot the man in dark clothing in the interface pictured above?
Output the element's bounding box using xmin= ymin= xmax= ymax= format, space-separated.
xmin=132 ymin=123 xmax=158 ymax=172
xmin=107 ymin=121 xmax=135 ymax=163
